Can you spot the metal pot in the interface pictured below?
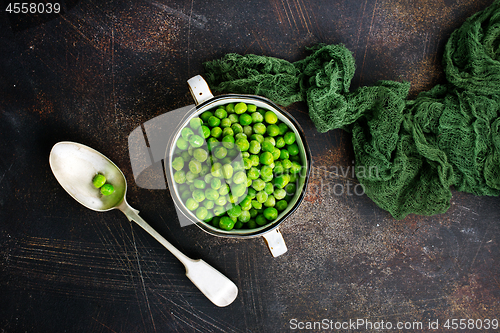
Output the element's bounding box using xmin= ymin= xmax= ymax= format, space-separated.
xmin=163 ymin=76 xmax=312 ymax=257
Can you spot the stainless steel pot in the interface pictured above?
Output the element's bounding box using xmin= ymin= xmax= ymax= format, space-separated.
xmin=164 ymin=76 xmax=312 ymax=257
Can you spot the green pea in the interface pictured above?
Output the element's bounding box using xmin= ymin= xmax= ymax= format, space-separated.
xmin=193 ymin=148 xmax=208 ymax=162
xmin=211 ymin=162 xmax=223 ymax=178
xmin=278 ymin=123 xmax=288 ymax=135
xmin=232 ymin=171 xmax=247 ymax=184
xmin=276 ymin=200 xmax=288 ymax=211
xmin=189 ymin=135 xmax=204 ymax=148
xmin=215 ymin=195 xmax=227 ymax=206
xmin=262 ymin=141 xmax=274 ymax=153
xmin=219 ymin=184 xmax=230 ymax=195
xmin=195 ymin=207 xmax=208 ymax=220
xmin=242 ymin=152 xmax=250 ymax=158
xmin=264 ymin=182 xmax=274 ymax=195
xmin=240 ymin=196 xmax=252 ymax=210
xmin=260 ymin=165 xmax=273 ymax=181
xmin=185 ymin=198 xmax=199 ymax=211
xmin=222 ymin=127 xmax=234 ymax=137
xmin=210 ymin=177 xmax=222 ymax=190
xmin=226 ymin=103 xmax=235 ymax=113
xmin=274 ymin=161 xmax=284 ymax=175
xmin=189 ymin=160 xmax=202 ymax=174
xmin=267 ymin=124 xmax=280 ymax=137
xmin=234 ymin=102 xmax=247 ymax=114
xmin=284 ymin=131 xmax=296 ymax=145
xmin=259 ymin=152 xmax=274 ymax=165
xmin=204 ymin=211 xmax=214 ymax=222
xmin=243 ymin=125 xmax=253 ymax=137
xmin=190 ymin=117 xmax=202 ymax=129
xmin=275 ymin=136 xmax=285 ymax=148
xmin=203 ymin=200 xmax=215 ymax=210
xmin=288 ymin=143 xmax=299 ymax=156
xmin=206 ymin=138 xmax=219 ymax=151
xmin=238 ymin=210 xmax=251 ymax=222
xmin=249 ymin=140 xmax=261 ymax=154
xmin=181 ymin=150 xmax=190 ymax=161
xmin=192 ymin=189 xmax=205 ymax=202
xmin=200 ymin=111 xmax=213 ymax=122
xmin=208 ymin=116 xmax=221 ymax=127
xmin=247 ymin=167 xmax=260 ymax=180
xmin=193 ymin=179 xmax=206 ymax=189
xmin=264 ymin=195 xmax=276 ymax=207
xmin=251 ymin=112 xmax=264 ymax=123
xmin=235 ymin=138 xmax=250 ymax=152
xmin=174 ymin=170 xmax=186 ymax=184
xmin=256 ymin=191 xmax=268 ymax=203
xmin=213 ymin=146 xmax=227 ymax=159
xmin=227 ymin=204 xmax=242 ymax=218
xmin=204 ymin=173 xmax=213 ymax=184
xmin=247 ymin=104 xmax=257 ymax=112
xmin=235 ymin=133 xmax=247 ymax=141
xmin=250 ymin=134 xmax=264 ymax=143
xmin=247 ymin=188 xmax=257 ymax=199
xmin=213 ymin=205 xmax=226 ymax=216
xmin=222 ymin=164 xmax=234 ymax=179
xmin=272 ymin=147 xmax=281 ymax=160
xmin=214 ymin=108 xmax=227 ymax=119
xmin=228 ymin=113 xmax=239 ymax=124
xmin=255 ymin=214 xmax=267 ymax=226
xmin=212 ymin=216 xmax=221 ymax=227
xmin=181 ymin=127 xmax=194 ymax=141
xmin=251 ymin=200 xmax=263 ymax=210
xmin=264 ymin=136 xmax=275 ymax=146
xmin=290 ymin=161 xmax=302 ymax=174
xmin=274 ymin=188 xmax=286 ymax=200
xmin=263 ymin=207 xmax=278 ymax=220
xmin=249 ymin=208 xmax=258 ymax=218
xmin=92 ymin=174 xmax=106 ymax=188
xmin=200 ymin=125 xmax=211 ymax=138
xmin=221 ymin=118 xmax=232 ymax=128
xmin=231 ymin=123 xmax=243 ymax=134
xmin=279 ymin=149 xmax=290 ymax=160
xmin=219 ymin=216 xmax=235 ymax=230
xmin=250 ymin=155 xmax=260 ymax=166
xmin=274 ymin=174 xmax=290 ymax=189
xmin=239 ymin=113 xmax=252 ymax=126
xmin=264 ymin=111 xmax=278 ymax=124
xmin=205 ymin=188 xmax=220 ymax=201
xmin=231 ymin=183 xmax=247 ymax=198
xmin=176 ymin=137 xmax=188 ymax=150
xmin=290 ymin=154 xmax=301 ymax=163
xmin=234 ymin=221 xmax=244 ymax=229
xmin=243 ymin=158 xmax=252 ymax=169
xmin=282 ymin=159 xmax=292 ymax=169
xmin=186 ymin=171 xmax=196 ymax=182
xmin=252 ymin=178 xmax=265 ymax=191
xmin=181 ymin=190 xmax=191 ymax=202
xmin=285 ymin=183 xmax=297 ymax=196
xmin=253 ymin=122 xmax=266 ymax=135
xmin=211 ymin=126 xmax=223 ymax=139
xmin=247 ymin=219 xmax=257 ymax=228
xmin=100 ymin=183 xmax=114 ymax=196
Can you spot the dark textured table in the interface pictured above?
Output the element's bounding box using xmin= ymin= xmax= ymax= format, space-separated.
xmin=1 ymin=1 xmax=499 ymax=332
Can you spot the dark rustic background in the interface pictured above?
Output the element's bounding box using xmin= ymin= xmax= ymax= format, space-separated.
xmin=1 ymin=0 xmax=499 ymax=332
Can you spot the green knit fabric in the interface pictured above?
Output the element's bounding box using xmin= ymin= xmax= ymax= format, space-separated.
xmin=203 ymin=1 xmax=500 ymax=219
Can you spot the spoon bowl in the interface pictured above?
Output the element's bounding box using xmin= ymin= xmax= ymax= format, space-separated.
xmin=49 ymin=141 xmax=238 ymax=307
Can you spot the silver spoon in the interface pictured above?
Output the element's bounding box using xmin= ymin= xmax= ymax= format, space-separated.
xmin=49 ymin=141 xmax=238 ymax=307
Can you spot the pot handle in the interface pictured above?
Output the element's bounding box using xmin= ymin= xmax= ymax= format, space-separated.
xmin=187 ymin=75 xmax=214 ymax=106
xmin=262 ymin=228 xmax=287 ymax=257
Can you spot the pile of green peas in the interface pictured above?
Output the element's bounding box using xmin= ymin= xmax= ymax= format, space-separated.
xmin=171 ymin=101 xmax=303 ymax=231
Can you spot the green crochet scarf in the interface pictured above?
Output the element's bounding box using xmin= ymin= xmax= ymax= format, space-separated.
xmin=203 ymin=1 xmax=500 ymax=219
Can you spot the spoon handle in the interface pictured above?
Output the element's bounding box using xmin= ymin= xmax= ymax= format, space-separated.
xmin=117 ymin=199 xmax=238 ymax=307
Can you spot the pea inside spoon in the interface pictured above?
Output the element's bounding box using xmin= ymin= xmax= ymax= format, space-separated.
xmin=49 ymin=141 xmax=238 ymax=307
